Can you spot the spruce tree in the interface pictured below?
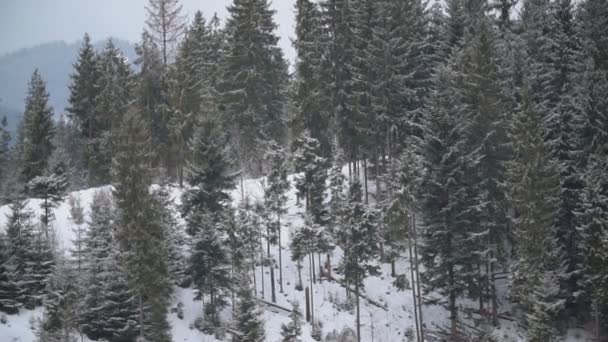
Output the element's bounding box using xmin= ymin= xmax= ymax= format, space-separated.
xmin=221 ymin=0 xmax=288 ymax=173
xmin=152 ymin=186 xmax=186 ymax=286
xmin=320 ymin=0 xmax=358 ymax=162
xmin=508 ymin=83 xmax=562 ymax=316
xmin=189 ymin=212 xmax=230 ymax=327
xmin=39 ymin=256 xmax=80 ymax=342
xmin=233 ymin=271 xmax=265 ymax=342
xmin=458 ymin=12 xmax=511 ymax=324
xmin=4 ymin=200 xmax=54 ymax=309
xmin=67 ymin=33 xmax=100 ymax=184
xmin=0 ymin=232 xmax=21 ymax=314
xmin=280 ymin=301 xmax=303 ymax=342
xmin=264 ymin=140 xmax=290 ymax=294
xmin=418 ymin=63 xmax=478 ymax=335
xmin=19 ymin=69 xmax=55 ymax=186
xmin=28 ymin=171 xmax=68 ymax=239
xmin=181 ymin=118 xmax=236 ymax=236
xmin=335 ymin=180 xmax=380 ymax=342
xmin=92 ymin=40 xmax=132 ymax=186
xmin=293 ymin=130 xmax=327 ymax=224
xmin=68 ymin=195 xmax=86 ymax=273
xmin=112 ymin=109 xmax=170 ymax=342
xmin=292 ymin=0 xmax=332 ymax=156
xmin=80 ymin=190 xmax=139 ymax=342
xmin=577 ymin=155 xmax=608 ymax=334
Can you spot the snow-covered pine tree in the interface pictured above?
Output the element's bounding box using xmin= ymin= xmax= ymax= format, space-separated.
xmin=293 ymin=130 xmax=327 ymax=225
xmin=145 ymin=0 xmax=186 ymax=65
xmin=93 ymin=39 xmax=132 ymax=186
xmin=458 ymin=10 xmax=511 ymax=324
xmin=280 ymin=301 xmax=303 ymax=342
xmin=169 ymin=11 xmax=208 ymax=185
xmin=39 ymin=256 xmax=80 ymax=342
xmin=19 ymin=69 xmax=55 ymax=186
xmin=382 ymin=149 xmax=420 ymax=279
xmin=181 ymin=118 xmax=236 ymax=236
xmin=418 ymin=62 xmax=478 ymax=336
xmin=80 ymin=189 xmax=139 ymax=342
xmin=320 ymin=0 xmax=358 ymax=165
xmin=67 ymin=33 xmax=100 ymax=187
xmin=5 ymin=199 xmax=55 ymax=309
xmin=526 ymin=270 xmax=564 ymax=342
xmin=112 ymin=108 xmax=170 ymax=342
xmin=508 ymin=82 xmax=561 ymax=316
xmin=27 ymin=171 xmax=68 ymax=240
xmin=151 ymin=186 xmax=186 ymax=286
xmin=134 ymin=31 xmax=172 ymax=177
xmin=233 ymin=271 xmax=265 ymax=342
xmin=292 ymin=0 xmax=332 ymax=156
xmin=263 ymin=140 xmax=290 ymax=295
xmin=0 ymin=231 xmax=21 ymax=314
xmin=221 ymin=0 xmax=288 ymax=174
xmin=68 ymin=195 xmax=86 ymax=273
xmin=189 ymin=211 xmax=230 ymax=328
xmin=335 ymin=180 xmax=380 ymax=342
xmin=522 ymin=0 xmax=588 ymax=314
xmin=577 ymin=155 xmax=608 ymax=335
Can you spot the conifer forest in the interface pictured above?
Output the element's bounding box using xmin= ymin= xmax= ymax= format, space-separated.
xmin=1 ymin=0 xmax=608 ymax=341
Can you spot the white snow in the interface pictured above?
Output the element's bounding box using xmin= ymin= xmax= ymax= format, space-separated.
xmin=0 ymin=171 xmax=594 ymax=341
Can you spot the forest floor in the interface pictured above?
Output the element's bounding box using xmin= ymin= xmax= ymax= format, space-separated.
xmin=0 ymin=168 xmax=594 ymax=342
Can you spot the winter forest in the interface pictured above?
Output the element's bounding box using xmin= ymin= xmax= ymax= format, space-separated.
xmin=0 ymin=0 xmax=607 ymax=341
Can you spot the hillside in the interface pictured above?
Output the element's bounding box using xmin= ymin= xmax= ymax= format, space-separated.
xmin=0 ymin=171 xmax=574 ymax=342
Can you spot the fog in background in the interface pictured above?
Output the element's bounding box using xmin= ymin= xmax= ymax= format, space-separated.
xmin=0 ymin=0 xmax=296 ymax=63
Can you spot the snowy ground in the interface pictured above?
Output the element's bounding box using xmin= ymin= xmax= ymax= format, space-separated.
xmin=0 ymin=170 xmax=594 ymax=342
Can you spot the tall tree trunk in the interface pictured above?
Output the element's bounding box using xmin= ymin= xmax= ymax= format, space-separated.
xmin=278 ymin=213 xmax=283 ymax=293
xmin=268 ymin=224 xmax=276 ymax=303
xmin=297 ymin=259 xmax=302 ymax=290
xmin=355 ymin=275 xmax=361 ymax=342
xmin=309 ymin=253 xmax=314 ymax=323
xmin=326 ymin=253 xmax=331 ymax=278
xmin=311 ymin=249 xmax=316 ymax=284
xmin=318 ymin=253 xmax=323 ymax=281
xmin=139 ymin=292 xmax=144 ymax=339
xmin=412 ymin=213 xmax=424 ymax=340
xmin=260 ymin=233 xmax=265 ymax=298
xmin=408 ymin=226 xmax=421 ymax=342
xmin=364 ymin=155 xmax=369 ymax=204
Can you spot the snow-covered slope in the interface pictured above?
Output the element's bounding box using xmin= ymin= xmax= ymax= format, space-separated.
xmin=0 ymin=172 xmax=591 ymax=342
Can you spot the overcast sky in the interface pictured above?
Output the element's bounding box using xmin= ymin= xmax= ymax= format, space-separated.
xmin=0 ymin=0 xmax=296 ymax=62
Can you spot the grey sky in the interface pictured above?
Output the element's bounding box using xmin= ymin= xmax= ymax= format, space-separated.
xmin=0 ymin=0 xmax=296 ymax=62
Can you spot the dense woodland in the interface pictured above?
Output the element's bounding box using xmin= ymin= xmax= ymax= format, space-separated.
xmin=0 ymin=0 xmax=608 ymax=341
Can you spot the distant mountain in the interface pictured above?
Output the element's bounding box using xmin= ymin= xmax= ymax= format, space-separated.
xmin=0 ymin=39 xmax=136 ymax=121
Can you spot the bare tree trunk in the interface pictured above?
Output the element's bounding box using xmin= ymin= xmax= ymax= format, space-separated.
xmin=311 ymin=249 xmax=316 ymax=284
xmin=252 ymin=262 xmax=257 ymax=297
xmin=268 ymin=224 xmax=276 ymax=303
xmin=363 ymin=156 xmax=369 ymax=204
xmin=139 ymin=292 xmax=144 ymax=339
xmin=356 ymin=276 xmax=361 ymax=342
xmin=297 ymin=259 xmax=303 ymax=289
xmin=318 ymin=253 xmax=323 ymax=281
xmin=260 ymin=233 xmax=265 ymax=298
xmin=408 ymin=224 xmax=421 ymax=342
xmin=309 ymin=253 xmax=315 ymax=323
xmin=278 ymin=213 xmax=283 ymax=293
xmin=412 ymin=213 xmax=424 ymax=340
